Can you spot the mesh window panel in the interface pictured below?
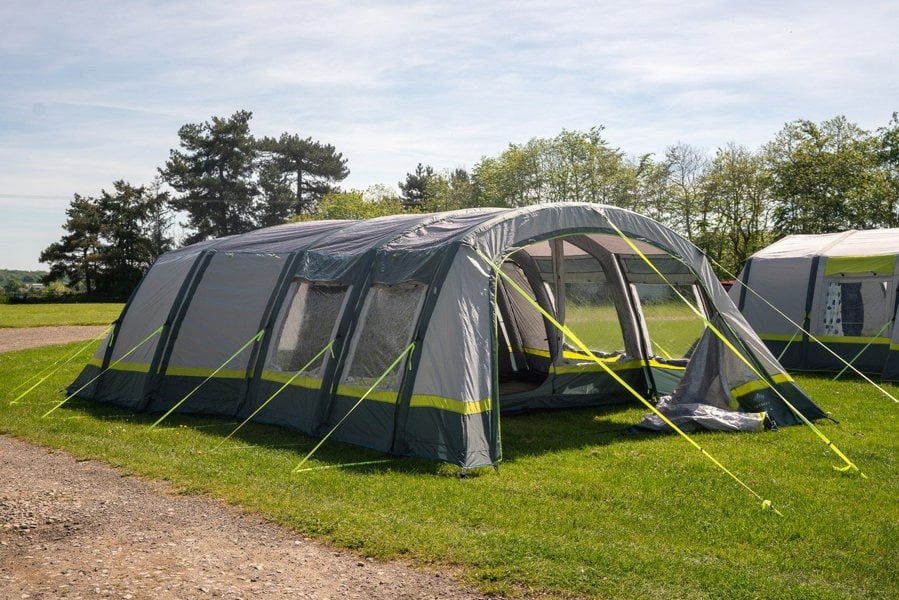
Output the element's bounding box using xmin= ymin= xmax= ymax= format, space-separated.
xmin=561 ymin=243 xmax=624 ymax=355
xmin=273 ymin=282 xmax=348 ymax=373
xmin=343 ymin=283 xmax=427 ymax=389
xmin=816 ymin=278 xmax=893 ymax=338
xmin=634 ymin=282 xmax=706 ymax=358
xmin=564 ymin=272 xmax=625 ymax=354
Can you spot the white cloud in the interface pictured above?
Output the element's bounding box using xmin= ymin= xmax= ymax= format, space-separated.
xmin=1 ymin=0 xmax=897 ymax=270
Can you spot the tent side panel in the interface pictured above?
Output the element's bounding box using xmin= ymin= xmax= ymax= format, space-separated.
xmin=323 ymin=393 xmax=397 ymax=454
xmin=403 ymin=248 xmax=498 ymax=467
xmin=738 ymin=257 xmax=813 ymax=370
xmin=243 ymin=379 xmax=324 ymax=432
xmin=402 ymin=408 xmax=494 ymax=468
xmin=147 ymin=253 xmax=286 ymax=416
xmin=72 ymin=251 xmax=201 ymax=408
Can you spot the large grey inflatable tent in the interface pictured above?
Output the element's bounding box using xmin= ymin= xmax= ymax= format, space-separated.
xmin=70 ymin=203 xmax=825 ymax=468
xmin=732 ymin=228 xmax=899 ymax=380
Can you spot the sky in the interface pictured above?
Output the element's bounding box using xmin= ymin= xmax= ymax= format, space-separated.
xmin=1 ymin=0 xmax=897 ymax=271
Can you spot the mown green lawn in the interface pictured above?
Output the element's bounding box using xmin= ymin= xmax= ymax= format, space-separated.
xmin=1 ymin=304 xmax=896 ymax=599
xmin=0 ymin=303 xmax=123 ymax=327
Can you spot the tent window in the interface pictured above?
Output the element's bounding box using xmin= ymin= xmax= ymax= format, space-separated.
xmin=533 ymin=240 xmax=625 ymax=357
xmin=631 ymin=282 xmax=706 ymax=359
xmin=563 ymin=268 xmax=625 ymax=356
xmin=817 ymin=278 xmax=893 ymax=338
xmin=271 ymin=282 xmax=349 ymax=374
xmin=342 ymin=283 xmax=427 ymax=390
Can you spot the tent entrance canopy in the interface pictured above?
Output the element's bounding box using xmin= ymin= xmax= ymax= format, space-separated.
xmin=492 ymin=233 xmax=709 ymax=411
xmin=70 ymin=203 xmax=825 ymax=468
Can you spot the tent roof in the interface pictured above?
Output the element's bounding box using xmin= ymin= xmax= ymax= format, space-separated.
xmin=751 ymin=228 xmax=899 ymax=260
xmin=165 ymin=204 xmax=686 ymax=262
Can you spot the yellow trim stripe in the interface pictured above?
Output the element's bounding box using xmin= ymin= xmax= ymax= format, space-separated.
xmin=409 ymin=394 xmax=493 ymax=415
xmin=164 ymin=366 xmax=252 ymax=379
xmin=260 ymin=370 xmax=324 ymax=390
xmin=812 ymin=335 xmax=891 ymax=345
xmin=761 ymin=334 xmax=891 ymax=345
xmin=336 ymin=384 xmax=399 ymax=404
xmin=730 ymin=373 xmax=795 ymax=400
xmin=105 ymin=361 xmax=152 ymax=374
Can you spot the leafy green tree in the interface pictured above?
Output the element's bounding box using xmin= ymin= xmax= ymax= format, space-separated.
xmin=632 ymin=153 xmax=672 ymax=224
xmin=256 ymin=133 xmax=349 ymax=220
xmin=3 ymin=278 xmax=22 ymax=298
xmin=307 ymin=189 xmax=404 ymax=220
xmin=422 ymin=168 xmax=481 ymax=211
xmin=40 ymin=194 xmax=104 ymax=294
xmin=471 ymin=128 xmax=635 ymax=208
xmin=143 ymin=177 xmax=176 ymax=260
xmin=663 ymin=142 xmax=709 ymax=241
xmin=543 ymin=127 xmax=629 ymax=204
xmin=161 ymin=110 xmax=260 ymax=243
xmin=473 ymin=144 xmax=543 ymax=207
xmin=700 ymin=144 xmax=773 ymax=275
xmin=398 ymin=163 xmax=435 ymax=208
xmin=40 ymin=182 xmax=176 ymax=299
xmin=765 ymin=116 xmax=882 ymax=234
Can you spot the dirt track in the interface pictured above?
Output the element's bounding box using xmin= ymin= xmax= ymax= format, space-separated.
xmin=0 ymin=328 xmax=495 ymax=600
xmin=0 ymin=325 xmax=110 ymax=353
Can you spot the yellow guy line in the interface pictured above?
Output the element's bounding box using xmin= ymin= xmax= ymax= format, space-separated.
xmin=11 ymin=324 xmax=113 ymax=405
xmin=215 ymin=340 xmax=335 ymax=450
xmin=42 ymin=324 xmax=164 ymax=418
xmin=715 ymin=257 xmax=897 ymax=404
xmin=149 ymin=328 xmax=266 ymax=429
xmin=604 ymin=219 xmax=865 ymax=477
xmin=292 ymin=341 xmax=415 ymax=474
xmin=475 ymin=247 xmax=784 ymax=516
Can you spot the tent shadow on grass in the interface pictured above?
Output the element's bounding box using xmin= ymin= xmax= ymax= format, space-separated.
xmin=59 ymin=396 xmax=660 ymax=476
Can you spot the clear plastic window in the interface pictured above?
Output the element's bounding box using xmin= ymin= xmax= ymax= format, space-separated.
xmin=272 ymin=282 xmax=348 ymax=373
xmin=342 ymin=283 xmax=427 ymax=390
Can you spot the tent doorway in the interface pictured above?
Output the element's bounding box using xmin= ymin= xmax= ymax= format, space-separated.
xmin=494 ymin=234 xmax=709 ymax=413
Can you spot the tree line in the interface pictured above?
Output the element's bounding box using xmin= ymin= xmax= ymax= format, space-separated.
xmin=41 ymin=111 xmax=899 ymax=299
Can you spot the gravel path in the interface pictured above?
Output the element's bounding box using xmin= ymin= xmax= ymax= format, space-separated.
xmin=0 ymin=328 xmax=497 ymax=600
xmin=0 ymin=326 xmax=110 ymax=353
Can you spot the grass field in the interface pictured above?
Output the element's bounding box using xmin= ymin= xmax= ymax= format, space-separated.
xmin=1 ymin=304 xmax=896 ymax=599
xmin=0 ymin=303 xmax=123 ymax=327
